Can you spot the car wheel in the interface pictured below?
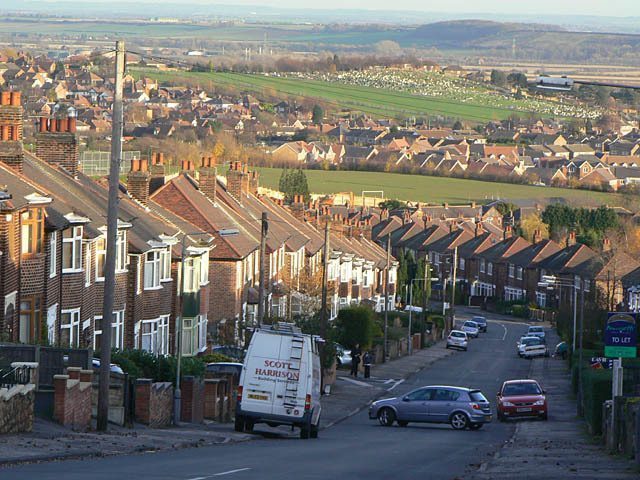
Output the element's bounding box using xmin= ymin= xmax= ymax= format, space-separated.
xmin=234 ymin=416 xmax=245 ymax=432
xmin=469 ymin=423 xmax=483 ymax=430
xmin=397 ymin=420 xmax=409 ymax=427
xmin=446 ymin=345 xmax=450 ymax=349
xmin=377 ymin=407 xmax=396 ymax=427
xmin=541 ymin=412 xmax=548 ymax=421
xmin=450 ymin=412 xmax=469 ymax=430
xmin=463 ymin=347 xmax=468 ymax=351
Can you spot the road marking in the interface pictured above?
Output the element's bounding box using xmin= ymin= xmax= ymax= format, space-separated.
xmin=213 ymin=469 xmax=251 ymax=476
xmin=339 ymin=377 xmax=374 ymax=388
xmin=387 ymin=379 xmax=405 ymax=391
xmin=501 ymin=323 xmax=508 ymax=341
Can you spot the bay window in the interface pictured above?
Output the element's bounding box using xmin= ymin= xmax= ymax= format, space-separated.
xmin=94 ymin=311 xmax=124 ymax=350
xmin=144 ymin=250 xmax=161 ymax=289
xmin=95 ymin=237 xmax=106 ymax=280
xmin=21 ymin=208 xmax=44 ymax=256
xmin=159 ymin=247 xmax=171 ymax=282
xmin=63 ymin=226 xmax=83 ymax=272
xmin=49 ymin=231 xmax=57 ymax=277
xmin=61 ymin=309 xmax=81 ymax=348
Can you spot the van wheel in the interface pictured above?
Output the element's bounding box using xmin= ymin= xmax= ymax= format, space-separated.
xmin=234 ymin=416 xmax=245 ymax=432
xmin=300 ymin=424 xmax=310 ymax=439
xmin=245 ymin=420 xmax=255 ymax=432
xmin=377 ymin=408 xmax=396 ymax=427
xmin=310 ymin=422 xmax=319 ymax=439
xmin=450 ymin=412 xmax=469 ymax=430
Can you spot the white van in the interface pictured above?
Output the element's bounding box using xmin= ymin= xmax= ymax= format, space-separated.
xmin=235 ymin=323 xmax=322 ymax=439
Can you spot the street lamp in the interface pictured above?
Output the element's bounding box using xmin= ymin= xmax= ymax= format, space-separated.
xmin=174 ymin=231 xmax=214 ymax=426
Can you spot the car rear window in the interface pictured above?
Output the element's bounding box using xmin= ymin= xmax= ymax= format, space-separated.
xmin=529 ymin=327 xmax=543 ymax=332
xmin=464 ymin=321 xmax=477 ymax=327
xmin=469 ymin=391 xmax=488 ymax=402
xmin=451 ymin=332 xmax=465 ymax=338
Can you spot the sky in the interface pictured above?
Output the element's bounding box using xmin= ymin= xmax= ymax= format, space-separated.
xmin=81 ymin=0 xmax=640 ymax=16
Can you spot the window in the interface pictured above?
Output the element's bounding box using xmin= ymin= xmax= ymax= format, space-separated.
xmin=141 ymin=319 xmax=158 ymax=353
xmin=508 ymin=264 xmax=515 ymax=278
xmin=19 ymin=296 xmax=41 ymax=344
xmin=197 ymin=315 xmax=207 ymax=353
xmin=49 ymin=231 xmax=57 ymax=278
xmin=158 ymin=315 xmax=170 ymax=355
xmin=487 ymin=262 xmax=493 ymax=276
xmin=160 ymin=248 xmax=171 ymax=282
xmin=583 ymin=280 xmax=590 ymax=292
xmin=63 ymin=226 xmax=83 ymax=272
xmin=183 ymin=257 xmax=199 ymax=293
xmin=144 ymin=250 xmax=161 ymax=289
xmin=94 ymin=311 xmax=124 ymax=350
xmin=20 ymin=208 xmax=44 ymax=256
xmin=517 ymin=267 xmax=523 ymax=280
xmin=405 ymin=388 xmax=433 ymax=401
xmin=480 ymin=258 xmax=486 ymax=273
xmin=61 ymin=309 xmax=81 ymax=348
xmin=199 ymin=251 xmax=209 ymax=286
xmin=84 ymin=244 xmax=91 ymax=286
xmin=459 ymin=258 xmax=465 ymax=271
xmin=95 ymin=238 xmax=106 ymax=280
xmin=182 ymin=318 xmax=194 ymax=355
xmin=536 ymin=291 xmax=547 ymax=308
xmin=363 ymin=269 xmax=371 ymax=287
xmin=116 ymin=230 xmax=127 ymax=272
xmin=434 ymin=253 xmax=440 ymax=265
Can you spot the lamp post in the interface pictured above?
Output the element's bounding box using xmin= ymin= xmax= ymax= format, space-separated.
xmin=174 ymin=231 xmax=213 ymax=426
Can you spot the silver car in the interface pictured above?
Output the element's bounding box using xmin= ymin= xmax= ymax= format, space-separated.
xmin=369 ymin=386 xmax=492 ymax=430
xmin=446 ymin=330 xmax=468 ymax=351
xmin=460 ymin=320 xmax=480 ymax=338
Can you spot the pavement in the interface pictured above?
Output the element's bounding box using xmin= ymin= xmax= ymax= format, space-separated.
xmin=470 ymin=328 xmax=639 ymax=480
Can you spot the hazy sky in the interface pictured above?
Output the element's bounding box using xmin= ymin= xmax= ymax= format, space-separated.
xmin=89 ymin=0 xmax=639 ymax=16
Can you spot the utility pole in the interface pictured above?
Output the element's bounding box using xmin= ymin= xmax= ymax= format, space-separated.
xmin=257 ymin=212 xmax=268 ymax=327
xmin=577 ymin=282 xmax=585 ymax=416
xmin=450 ymin=246 xmax=458 ymax=332
xmin=320 ymin=221 xmax=330 ymax=341
xmin=97 ymin=40 xmax=125 ymax=432
xmin=383 ymin=236 xmax=390 ymax=362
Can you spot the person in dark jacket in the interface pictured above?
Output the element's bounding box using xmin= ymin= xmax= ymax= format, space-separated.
xmin=350 ymin=344 xmax=362 ymax=377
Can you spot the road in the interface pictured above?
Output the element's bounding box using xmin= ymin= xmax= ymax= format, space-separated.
xmin=2 ymin=319 xmax=533 ymax=480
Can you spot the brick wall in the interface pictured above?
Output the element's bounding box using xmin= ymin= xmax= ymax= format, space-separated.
xmin=53 ymin=367 xmax=93 ymax=430
xmin=0 ymin=384 xmax=35 ymax=433
xmin=0 ymin=92 xmax=23 ymax=173
xmin=35 ymin=130 xmax=79 ymax=177
xmin=180 ymin=376 xmax=204 ymax=423
xmin=127 ymin=159 xmax=151 ymax=205
xmin=0 ymin=208 xmax=20 ymax=338
xmin=135 ymin=379 xmax=173 ymax=427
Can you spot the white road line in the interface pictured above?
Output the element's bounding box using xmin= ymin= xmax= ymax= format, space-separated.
xmin=186 ymin=477 xmax=208 ymax=480
xmin=501 ymin=323 xmax=508 ymax=341
xmin=212 ymin=468 xmax=252 ymax=476
xmin=387 ymin=379 xmax=405 ymax=391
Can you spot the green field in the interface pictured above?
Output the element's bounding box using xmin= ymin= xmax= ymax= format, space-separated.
xmin=135 ymin=69 xmax=535 ymax=121
xmin=254 ymin=167 xmax=620 ymax=206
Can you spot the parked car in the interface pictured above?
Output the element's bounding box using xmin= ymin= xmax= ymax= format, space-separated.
xmin=526 ymin=326 xmax=546 ymax=342
xmin=472 ymin=316 xmax=487 ymax=332
xmin=446 ymin=330 xmax=469 ymax=351
xmin=460 ymin=320 xmax=480 ymax=338
xmin=205 ymin=362 xmax=243 ymax=379
xmin=497 ymin=379 xmax=547 ymax=421
xmin=369 ymin=386 xmax=492 ymax=430
xmin=516 ymin=336 xmax=544 ymax=357
xmin=521 ymin=342 xmax=549 ymax=359
xmin=553 ymin=341 xmax=569 ymax=359
xmin=211 ymin=345 xmax=246 ymax=362
xmin=335 ymin=343 xmax=352 ymax=368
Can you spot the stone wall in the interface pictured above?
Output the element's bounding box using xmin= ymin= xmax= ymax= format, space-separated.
xmin=0 ymin=384 xmax=35 ymax=433
xmin=135 ymin=379 xmax=173 ymax=428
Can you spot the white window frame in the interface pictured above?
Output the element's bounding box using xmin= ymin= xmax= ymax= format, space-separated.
xmin=487 ymin=262 xmax=493 ymax=276
xmin=141 ymin=318 xmax=158 ymax=353
xmin=93 ymin=310 xmax=125 ymax=350
xmin=61 ymin=309 xmax=81 ymax=348
xmin=160 ymin=247 xmax=172 ymax=282
xmin=62 ymin=226 xmax=83 ymax=273
xmin=459 ymin=257 xmax=465 ymax=271
xmin=95 ymin=237 xmax=106 ymax=282
xmin=480 ymin=258 xmax=486 ymax=273
xmin=144 ymin=250 xmax=162 ymax=290
xmin=84 ymin=242 xmax=91 ymax=287
xmin=516 ymin=266 xmax=523 ymax=280
xmin=508 ymin=263 xmax=515 ymax=278
xmin=116 ymin=230 xmax=127 ymax=272
xmin=49 ymin=231 xmax=57 ymax=278
xmin=158 ymin=315 xmax=170 ymax=355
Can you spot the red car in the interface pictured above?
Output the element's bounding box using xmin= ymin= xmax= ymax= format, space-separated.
xmin=497 ymin=379 xmax=547 ymax=421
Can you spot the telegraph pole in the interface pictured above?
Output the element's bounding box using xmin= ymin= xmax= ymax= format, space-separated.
xmin=319 ymin=220 xmax=330 ymax=341
xmin=97 ymin=40 xmax=125 ymax=432
xmin=257 ymin=212 xmax=268 ymax=326
xmin=383 ymin=236 xmax=390 ymax=362
xmin=450 ymin=246 xmax=458 ymax=332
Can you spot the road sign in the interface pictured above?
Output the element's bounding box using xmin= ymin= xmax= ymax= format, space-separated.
xmin=590 ymin=357 xmax=613 ymax=369
xmin=604 ymin=312 xmax=637 ymax=358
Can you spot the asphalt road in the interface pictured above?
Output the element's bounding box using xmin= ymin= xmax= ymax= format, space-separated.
xmin=3 ymin=318 xmax=534 ymax=480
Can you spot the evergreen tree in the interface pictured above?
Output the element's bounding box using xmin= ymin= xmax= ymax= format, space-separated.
xmin=312 ymin=104 xmax=324 ymax=124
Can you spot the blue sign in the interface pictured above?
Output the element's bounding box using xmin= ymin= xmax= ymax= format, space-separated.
xmin=604 ymin=312 xmax=637 ymax=358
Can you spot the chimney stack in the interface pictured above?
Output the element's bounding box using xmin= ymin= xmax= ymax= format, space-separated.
xmin=181 ymin=159 xmax=195 ymax=172
xmin=567 ymin=230 xmax=577 ymax=247
xmin=248 ymin=170 xmax=259 ymax=196
xmin=127 ymin=158 xmax=151 ymax=206
xmin=35 ymin=114 xmax=79 ymax=176
xmin=199 ymin=156 xmax=217 ymax=204
xmin=290 ymin=194 xmax=305 ymax=221
xmin=602 ymin=237 xmax=611 ymax=252
xmin=475 ymin=221 xmax=483 ymax=237
xmin=226 ymin=161 xmax=247 ymax=203
xmin=503 ymin=225 xmax=513 ymax=240
xmin=0 ymin=90 xmax=24 ymax=173
xmin=533 ymin=229 xmax=543 ymax=244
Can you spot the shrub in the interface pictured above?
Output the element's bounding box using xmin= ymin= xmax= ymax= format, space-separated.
xmin=335 ymin=306 xmax=378 ymax=349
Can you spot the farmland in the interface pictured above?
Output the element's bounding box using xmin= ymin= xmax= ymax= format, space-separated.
xmin=135 ymin=69 xmax=586 ymax=121
xmin=253 ymin=167 xmax=620 ymax=206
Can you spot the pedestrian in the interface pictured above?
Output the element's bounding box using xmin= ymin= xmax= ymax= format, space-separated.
xmin=363 ymin=351 xmax=372 ymax=379
xmin=350 ymin=343 xmax=361 ymax=377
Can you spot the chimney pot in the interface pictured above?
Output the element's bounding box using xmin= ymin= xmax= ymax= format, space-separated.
xmin=10 ymin=92 xmax=21 ymax=106
xmin=1 ymin=92 xmax=10 ymax=105
xmin=68 ymin=116 xmax=77 ymax=133
xmin=39 ymin=117 xmax=47 ymax=133
xmin=50 ymin=118 xmax=58 ymax=133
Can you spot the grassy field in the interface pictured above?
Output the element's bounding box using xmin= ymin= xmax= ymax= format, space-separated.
xmin=254 ymin=167 xmax=620 ymax=206
xmin=135 ymin=69 xmax=535 ymax=121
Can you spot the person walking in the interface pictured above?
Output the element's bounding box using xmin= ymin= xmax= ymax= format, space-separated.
xmin=350 ymin=343 xmax=362 ymax=377
xmin=363 ymin=351 xmax=373 ymax=379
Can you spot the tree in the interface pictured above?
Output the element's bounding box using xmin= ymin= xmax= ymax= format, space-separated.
xmin=279 ymin=168 xmax=310 ymax=202
xmin=379 ymin=199 xmax=406 ymax=210
xmin=374 ymin=40 xmax=402 ymax=56
xmin=335 ymin=306 xmax=379 ymax=349
xmin=520 ymin=213 xmax=549 ymax=242
xmin=490 ymin=70 xmax=507 ymax=88
xmin=506 ymin=72 xmax=528 ymax=88
xmin=452 ymin=120 xmax=463 ymax=131
xmin=312 ymin=104 xmax=324 ymax=125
